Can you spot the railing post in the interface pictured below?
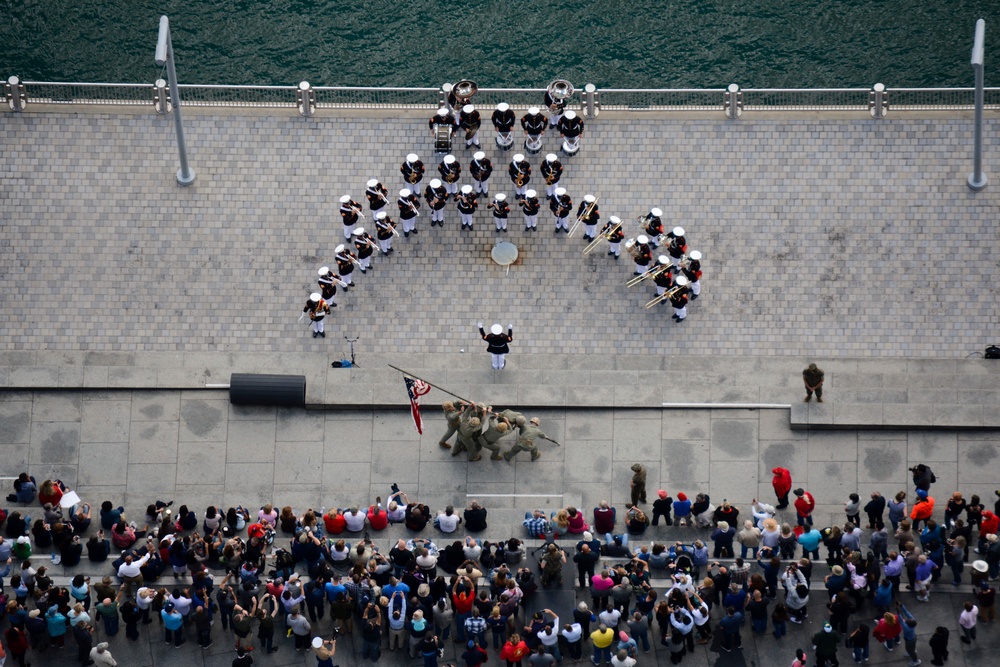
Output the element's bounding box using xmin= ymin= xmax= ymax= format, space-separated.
xmin=968 ymin=18 xmax=988 ymax=191
xmin=440 ymin=82 xmax=453 ymax=110
xmin=583 ymin=83 xmax=599 ymax=119
xmin=153 ymin=78 xmax=170 ymax=114
xmin=724 ymin=83 xmax=742 ymax=119
xmin=6 ymin=75 xmax=27 ymax=112
xmin=868 ymin=83 xmax=887 ymax=119
xmin=297 ymin=81 xmax=315 ymax=117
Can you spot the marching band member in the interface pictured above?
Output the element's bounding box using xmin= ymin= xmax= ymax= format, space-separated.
xmin=577 ymin=194 xmax=600 ymax=241
xmin=544 ymin=87 xmax=568 ymax=128
xmin=603 ymin=215 xmax=624 ymax=259
xmin=520 ymin=106 xmax=547 ymax=154
xmin=670 ymin=277 xmax=690 ymax=323
xmin=374 ymin=211 xmax=397 ymax=255
xmin=641 ymin=208 xmax=664 ymax=246
xmin=665 ymin=226 xmax=687 ymax=267
xmin=335 ymin=244 xmax=358 ymax=286
xmin=339 ymin=194 xmax=362 ymax=240
xmin=437 ymin=154 xmax=461 ymax=199
xmin=429 ymin=107 xmax=456 ymax=139
xmin=488 ymin=193 xmax=510 ymax=232
xmin=631 ymin=235 xmax=653 ymax=275
xmin=352 ymin=227 xmax=377 ymax=273
xmin=492 ymin=102 xmax=516 ymax=150
xmin=400 ymin=154 xmax=425 ymax=195
xmin=683 ymin=250 xmax=703 ymax=300
xmin=365 ymin=179 xmax=389 ymax=219
xmin=540 ymin=153 xmax=563 ymax=199
xmin=469 ymin=151 xmax=493 ymax=196
xmin=458 ymin=104 xmax=482 ymax=149
xmin=317 ymin=266 xmax=341 ymax=306
xmin=550 ymin=187 xmax=572 ymax=233
xmin=508 ymin=154 xmax=531 ymax=201
xmin=521 ymin=189 xmax=540 ymax=231
xmin=457 ymin=184 xmax=478 ymax=230
xmin=424 ymin=179 xmax=448 ymax=227
xmin=478 ymin=322 xmax=514 ymax=370
xmin=652 ymin=256 xmax=673 ymax=303
xmin=557 ymin=110 xmax=584 ymax=155
xmin=303 ymin=293 xmax=330 ymax=338
xmin=397 ymin=189 xmax=421 ymax=237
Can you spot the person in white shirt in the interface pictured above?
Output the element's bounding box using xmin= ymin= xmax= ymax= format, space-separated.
xmin=537 ymin=609 xmax=562 ymax=661
xmin=343 ymin=507 xmax=367 ymax=532
xmin=560 ymin=621 xmax=584 ymax=661
xmin=117 ymin=553 xmax=151 ymax=597
xmin=611 ymin=649 xmax=636 ymax=667
xmin=434 ymin=506 xmax=462 ymax=533
xmin=599 ymin=604 xmax=622 ymax=629
xmin=463 ymin=536 xmax=483 ymax=562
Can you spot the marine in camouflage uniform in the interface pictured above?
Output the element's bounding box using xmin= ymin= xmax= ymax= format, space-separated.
xmin=438 ymin=402 xmax=463 ymax=449
xmin=454 ymin=403 xmax=485 ymax=461
xmin=630 ymin=463 xmax=647 ymax=506
xmin=477 ymin=413 xmax=510 ymax=461
xmin=503 ymin=417 xmax=550 ymax=462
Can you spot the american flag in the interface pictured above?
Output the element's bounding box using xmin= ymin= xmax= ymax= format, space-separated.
xmin=404 ymin=376 xmax=432 ymax=434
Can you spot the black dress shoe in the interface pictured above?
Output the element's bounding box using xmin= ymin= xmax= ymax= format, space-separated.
xmin=313 ymin=332 xmax=319 ymax=338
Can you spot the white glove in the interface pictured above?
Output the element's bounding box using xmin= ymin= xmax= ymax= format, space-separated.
xmin=508 ymin=323 xmax=513 ymax=330
xmin=477 ymin=321 xmax=483 ymax=329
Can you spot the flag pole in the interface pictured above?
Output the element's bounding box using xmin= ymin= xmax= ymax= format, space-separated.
xmin=387 ymin=364 xmax=473 ymax=404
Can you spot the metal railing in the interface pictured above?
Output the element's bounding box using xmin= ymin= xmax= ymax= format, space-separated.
xmin=7 ymin=79 xmax=1000 ymax=117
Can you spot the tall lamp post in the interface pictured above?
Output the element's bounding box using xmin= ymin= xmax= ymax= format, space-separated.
xmin=968 ymin=18 xmax=987 ymax=191
xmin=155 ymin=15 xmax=195 ymax=186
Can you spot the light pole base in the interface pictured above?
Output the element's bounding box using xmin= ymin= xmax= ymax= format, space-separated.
xmin=176 ymin=167 xmax=196 ymax=187
xmin=967 ymin=172 xmax=988 ymax=191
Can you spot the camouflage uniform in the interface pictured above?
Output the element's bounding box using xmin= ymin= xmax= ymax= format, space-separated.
xmin=439 ymin=403 xmax=463 ymax=448
xmin=455 ymin=403 xmax=485 ymax=460
xmin=477 ymin=415 xmax=509 ymax=461
xmin=630 ymin=463 xmax=647 ymax=505
xmin=504 ymin=421 xmax=549 ymax=462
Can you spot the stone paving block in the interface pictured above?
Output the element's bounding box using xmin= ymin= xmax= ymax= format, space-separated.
xmin=612 ymin=415 xmax=663 ymax=460
xmin=710 ymin=419 xmax=759 ymax=461
xmin=806 ymin=460 xmax=858 ymax=501
xmin=223 ymin=463 xmax=277 ymax=508
xmin=372 ymin=410 xmax=422 ymax=441
xmin=179 ymin=398 xmax=229 ymax=442
xmin=515 ymin=461 xmax=569 ymax=498
xmin=563 ymin=440 xmax=612 ymax=484
xmin=805 ymin=402 xmax=833 ymax=425
xmin=131 ymin=391 xmax=181 ymax=422
xmin=107 ymin=366 xmax=149 ymax=388
xmin=32 ymin=392 xmax=82 ymax=422
xmin=662 ymin=382 xmax=713 ymax=403
xmin=0 ymin=443 xmax=29 ymax=474
xmin=957 ymin=440 xmax=1000 ymax=484
xmin=662 ymin=409 xmax=712 ymax=440
xmin=566 ymin=411 xmax=615 ymax=441
xmin=806 ymin=431 xmax=858 ymax=462
xmin=856 ymin=440 xmax=908 ymax=484
xmin=933 ymin=404 xmax=982 ymax=427
xmin=371 ymin=442 xmax=420 ymax=483
xmin=29 ymin=421 xmax=80 ymax=464
xmin=833 ymin=403 xmax=883 ymax=426
xmin=58 ymin=365 xmax=85 ymax=388
xmin=613 ymin=384 xmax=660 ymax=407
xmin=128 ymin=421 xmax=179 ymax=464
xmin=0 ymin=401 xmax=32 ymax=444
xmin=10 ymin=366 xmax=59 ymax=387
xmin=883 ymin=404 xmax=934 ymax=427
xmin=127 ymin=462 xmax=177 ymax=497
xmin=324 ymin=418 xmax=374 ymax=461
xmin=661 ymin=440 xmax=711 ymax=486
xmin=519 ymin=384 xmax=567 ymax=406
xmin=226 ymin=420 xmax=277 ymax=463
xmin=78 ymin=441 xmax=129 ymax=486
xmin=81 ymin=399 xmax=131 ymax=442
xmin=758 ymin=409 xmax=803 ymax=441
xmin=711 ymin=385 xmax=761 ymax=403
xmin=228 ymin=403 xmax=275 ymax=421
xmin=275 ymin=408 xmax=325 ymax=443
xmin=273 ymin=441 xmax=325 ymax=485
xmin=758 ymin=440 xmax=809 ymax=482
xmin=708 ymin=461 xmax=758 ymax=505
xmin=176 ymin=441 xmax=227 ymax=487
xmin=907 ymin=432 xmax=958 ymax=463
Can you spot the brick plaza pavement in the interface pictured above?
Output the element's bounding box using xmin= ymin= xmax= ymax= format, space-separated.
xmin=1 ymin=109 xmax=998 ymax=358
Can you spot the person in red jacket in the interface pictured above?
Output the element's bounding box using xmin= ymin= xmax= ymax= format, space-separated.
xmin=978 ymin=510 xmax=999 ymax=553
xmin=367 ymin=503 xmax=388 ymax=531
xmin=910 ymin=490 xmax=936 ymax=531
xmin=793 ymin=488 xmax=816 ymax=527
xmin=772 ymin=468 xmax=793 ymax=509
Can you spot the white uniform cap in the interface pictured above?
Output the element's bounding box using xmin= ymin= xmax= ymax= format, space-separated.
xmin=525 ymin=189 xmax=536 ymax=198
xmin=399 ymin=188 xmax=411 ymax=197
xmin=312 ymin=637 xmax=323 ymax=649
xmin=584 ymin=194 xmax=595 ymax=203
xmin=436 ymin=108 xmax=448 ymax=117
xmin=441 ymin=82 xmax=453 ymax=92
xmin=473 ymin=151 xmax=486 ymax=160
xmin=339 ymin=195 xmax=351 ymax=203
xmin=461 ymin=185 xmax=473 ymax=194
xmin=462 ymin=104 xmax=474 ymax=113
xmin=491 ymin=324 xmax=503 ymax=335
xmin=376 ymin=212 xmax=387 ymax=220
xmin=406 ymin=153 xmax=418 ymax=163
xmin=335 ymin=244 xmax=345 ymax=254
xmin=429 ymin=178 xmax=442 ymax=188
xmin=673 ymin=226 xmax=685 ymax=236
xmin=565 ymin=110 xmax=577 ymax=119
xmin=495 ymin=193 xmax=506 ymax=201
xmin=609 ymin=216 xmax=621 ymax=223
xmin=545 ymin=153 xmax=558 ymax=162
xmin=554 ymin=187 xmax=567 ymax=196
xmin=366 ymin=178 xmax=378 ymax=188
xmin=528 ymin=106 xmax=540 ymax=115
xmin=637 ymin=235 xmax=649 ymax=244
xmin=310 ymin=292 xmax=321 ymax=302
xmin=318 ymin=267 xmax=330 ymax=276
xmin=650 ymin=207 xmax=663 ymax=217
xmin=689 ymin=250 xmax=702 ymax=261
xmin=353 ymin=227 xmax=365 ymax=236
xmin=497 ymin=102 xmax=509 ymax=112
xmin=513 ymin=153 xmax=525 ymax=163
xmin=443 ymin=154 xmax=456 ymax=164
xmin=657 ymin=255 xmax=670 ymax=265
xmin=676 ymin=276 xmax=689 ymax=286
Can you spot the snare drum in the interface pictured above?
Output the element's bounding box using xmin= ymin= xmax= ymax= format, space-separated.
xmin=524 ymin=134 xmax=543 ymax=155
xmin=561 ymin=135 xmax=580 ymax=156
xmin=495 ymin=131 xmax=514 ymax=150
xmin=434 ymin=124 xmax=453 ymax=154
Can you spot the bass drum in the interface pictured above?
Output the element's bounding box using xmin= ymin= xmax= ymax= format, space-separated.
xmin=434 ymin=123 xmax=453 ymax=155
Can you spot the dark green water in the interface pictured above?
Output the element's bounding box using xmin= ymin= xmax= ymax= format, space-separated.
xmin=2 ymin=0 xmax=998 ymax=88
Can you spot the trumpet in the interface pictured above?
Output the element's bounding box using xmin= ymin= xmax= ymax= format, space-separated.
xmin=583 ymin=220 xmax=623 ymax=255
xmin=350 ymin=205 xmax=366 ymax=220
xmin=337 ymin=253 xmax=363 ymax=269
xmin=567 ymin=196 xmax=599 ymax=238
xmin=403 ymin=198 xmax=421 ymax=217
xmin=377 ymin=221 xmax=400 ymax=238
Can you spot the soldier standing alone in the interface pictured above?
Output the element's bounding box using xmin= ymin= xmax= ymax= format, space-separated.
xmin=478 ymin=322 xmax=513 ymax=370
xmin=630 ymin=464 xmax=647 ymax=506
xmin=803 ymin=363 xmax=825 ymax=402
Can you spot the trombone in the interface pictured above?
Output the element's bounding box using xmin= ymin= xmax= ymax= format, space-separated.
xmin=626 ymin=262 xmax=669 ymax=287
xmin=567 ymin=196 xmax=599 ymax=237
xmin=583 ymin=219 xmax=623 ymax=255
xmin=644 ymin=276 xmax=689 ymax=309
